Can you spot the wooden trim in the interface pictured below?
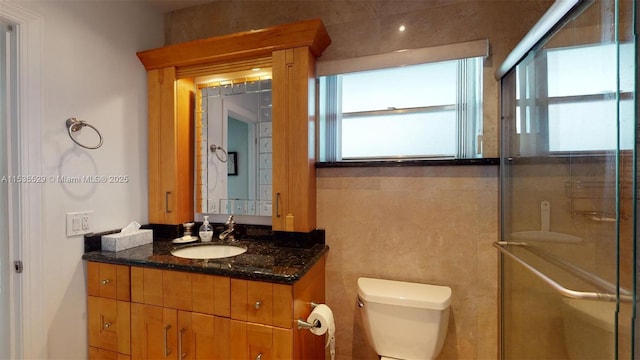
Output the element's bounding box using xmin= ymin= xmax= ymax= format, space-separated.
xmin=137 ymin=19 xmax=330 ymax=71
xmin=175 ymin=77 xmax=195 ymax=223
xmin=177 ymin=57 xmax=272 ymax=79
xmin=292 ymin=254 xmax=326 ymax=359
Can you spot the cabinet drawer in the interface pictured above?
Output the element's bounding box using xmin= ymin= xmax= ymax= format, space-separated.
xmin=231 ymin=279 xmax=292 ymax=328
xmin=87 ymin=262 xmax=130 ymax=301
xmin=131 ymin=267 xmax=231 ymax=316
xmin=88 ymin=296 xmax=130 ymax=355
xmin=192 ymin=273 xmax=230 ymax=317
xmin=89 ymin=347 xmax=131 ymax=360
xmin=131 ymin=267 xmax=193 ymax=311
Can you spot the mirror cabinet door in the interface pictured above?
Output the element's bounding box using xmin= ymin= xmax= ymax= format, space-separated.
xmin=196 ymin=76 xmax=273 ymax=218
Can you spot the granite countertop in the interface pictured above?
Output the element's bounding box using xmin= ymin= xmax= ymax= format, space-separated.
xmin=82 ymin=238 xmax=329 ymax=285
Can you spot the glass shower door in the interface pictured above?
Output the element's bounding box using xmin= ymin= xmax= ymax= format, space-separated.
xmin=498 ymin=0 xmax=637 ymax=358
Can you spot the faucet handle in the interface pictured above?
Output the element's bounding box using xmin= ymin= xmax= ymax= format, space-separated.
xmin=225 ymin=215 xmax=235 ymax=228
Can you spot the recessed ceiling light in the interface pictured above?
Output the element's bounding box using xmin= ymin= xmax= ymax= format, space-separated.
xmin=398 ymin=25 xmax=406 ymax=32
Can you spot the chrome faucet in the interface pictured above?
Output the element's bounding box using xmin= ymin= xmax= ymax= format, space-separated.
xmin=219 ymin=215 xmax=236 ymax=241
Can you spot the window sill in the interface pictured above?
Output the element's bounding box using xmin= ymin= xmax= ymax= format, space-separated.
xmin=315 ymin=158 xmax=499 ymax=168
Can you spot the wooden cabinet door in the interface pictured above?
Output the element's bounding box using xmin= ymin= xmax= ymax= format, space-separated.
xmin=230 ymin=320 xmax=292 ymax=360
xmin=88 ymin=296 xmax=130 ymax=355
xmin=147 ymin=67 xmax=194 ymax=225
xmin=178 ymin=311 xmax=230 ymax=360
xmin=131 ymin=303 xmax=178 ymax=360
xmin=271 ymin=47 xmax=317 ymax=232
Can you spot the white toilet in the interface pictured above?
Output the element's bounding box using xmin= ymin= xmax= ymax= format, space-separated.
xmin=357 ymin=277 xmax=452 ymax=360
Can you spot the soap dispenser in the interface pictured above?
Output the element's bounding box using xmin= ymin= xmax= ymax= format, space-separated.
xmin=199 ymin=216 xmax=213 ymax=242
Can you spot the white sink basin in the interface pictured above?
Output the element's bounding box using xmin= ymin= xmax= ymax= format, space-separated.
xmin=171 ymin=244 xmax=247 ymax=259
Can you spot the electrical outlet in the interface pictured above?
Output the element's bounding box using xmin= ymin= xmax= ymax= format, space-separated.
xmin=66 ymin=211 xmax=94 ymax=237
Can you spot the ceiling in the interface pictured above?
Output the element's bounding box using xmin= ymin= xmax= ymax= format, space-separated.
xmin=144 ymin=0 xmax=212 ymax=13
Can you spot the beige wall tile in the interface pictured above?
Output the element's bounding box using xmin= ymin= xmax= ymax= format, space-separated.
xmin=317 ymin=166 xmax=498 ymax=359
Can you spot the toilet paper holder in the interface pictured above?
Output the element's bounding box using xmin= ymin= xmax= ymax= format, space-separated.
xmin=297 ymin=318 xmax=321 ymax=330
xmin=297 ymin=302 xmax=321 ymax=330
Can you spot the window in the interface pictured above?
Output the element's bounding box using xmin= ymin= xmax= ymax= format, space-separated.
xmin=515 ymin=42 xmax=634 ymax=153
xmin=317 ymin=42 xmax=487 ymax=162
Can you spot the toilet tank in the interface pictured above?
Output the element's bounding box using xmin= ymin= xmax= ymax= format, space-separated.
xmin=357 ymin=277 xmax=452 ymax=360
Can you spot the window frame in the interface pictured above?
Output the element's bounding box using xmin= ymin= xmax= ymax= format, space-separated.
xmin=316 ymin=40 xmax=489 ymax=163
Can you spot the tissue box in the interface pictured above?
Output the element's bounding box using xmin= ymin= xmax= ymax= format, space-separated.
xmin=101 ymin=229 xmax=153 ymax=252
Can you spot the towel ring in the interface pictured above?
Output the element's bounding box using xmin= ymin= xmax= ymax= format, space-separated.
xmin=66 ymin=118 xmax=103 ymax=149
xmin=210 ymin=144 xmax=228 ymax=162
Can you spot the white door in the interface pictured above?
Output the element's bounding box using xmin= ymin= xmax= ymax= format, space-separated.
xmin=0 ymin=18 xmax=18 ymax=359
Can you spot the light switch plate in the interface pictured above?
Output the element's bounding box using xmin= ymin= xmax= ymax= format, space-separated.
xmin=66 ymin=211 xmax=93 ymax=237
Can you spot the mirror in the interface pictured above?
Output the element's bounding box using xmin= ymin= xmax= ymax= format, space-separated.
xmin=195 ymin=71 xmax=273 ymax=219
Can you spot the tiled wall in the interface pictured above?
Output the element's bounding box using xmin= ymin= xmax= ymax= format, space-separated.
xmin=165 ymin=1 xmax=554 ymax=358
xmin=317 ymin=166 xmax=498 ymax=359
xmin=165 ymin=0 xmax=553 ymax=159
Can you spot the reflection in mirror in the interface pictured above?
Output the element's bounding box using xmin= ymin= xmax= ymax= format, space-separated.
xmin=195 ymin=72 xmax=272 ymax=218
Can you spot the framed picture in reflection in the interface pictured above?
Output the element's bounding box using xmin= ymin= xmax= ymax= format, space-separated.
xmin=228 ymin=152 xmax=238 ymax=176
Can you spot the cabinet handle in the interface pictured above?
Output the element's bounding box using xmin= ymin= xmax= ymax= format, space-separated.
xmin=165 ymin=191 xmax=172 ymax=213
xmin=178 ymin=328 xmax=186 ymax=360
xmin=276 ymin=192 xmax=281 ymax=218
xmin=103 ymin=322 xmax=112 ymax=329
xmin=100 ymin=279 xmax=110 ymax=285
xmin=254 ymin=300 xmax=262 ymax=309
xmin=163 ymin=324 xmax=172 ymax=357
xmin=256 ymin=353 xmax=262 ymax=360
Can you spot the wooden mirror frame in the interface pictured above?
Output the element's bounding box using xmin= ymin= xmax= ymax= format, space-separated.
xmin=137 ymin=19 xmax=331 ymax=231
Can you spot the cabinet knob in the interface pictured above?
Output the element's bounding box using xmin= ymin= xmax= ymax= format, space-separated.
xmin=255 ymin=353 xmax=262 ymax=360
xmin=254 ymin=300 xmax=262 ymax=309
xmin=100 ymin=279 xmax=110 ymax=285
xmin=103 ymin=322 xmax=112 ymax=329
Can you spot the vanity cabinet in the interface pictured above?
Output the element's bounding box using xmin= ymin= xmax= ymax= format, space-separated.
xmin=137 ymin=20 xmax=330 ymax=231
xmin=87 ymin=255 xmax=326 ymax=360
xmin=87 ymin=263 xmax=131 ymax=359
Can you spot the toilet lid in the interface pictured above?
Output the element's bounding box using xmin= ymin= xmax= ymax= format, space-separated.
xmin=358 ymin=277 xmax=451 ymax=310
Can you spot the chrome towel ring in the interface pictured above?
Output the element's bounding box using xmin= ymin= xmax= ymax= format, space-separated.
xmin=66 ymin=118 xmax=103 ymax=149
xmin=210 ymin=144 xmax=228 ymax=162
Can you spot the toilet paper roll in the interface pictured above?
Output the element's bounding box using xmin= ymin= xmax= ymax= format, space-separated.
xmin=307 ymin=304 xmax=336 ymax=348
